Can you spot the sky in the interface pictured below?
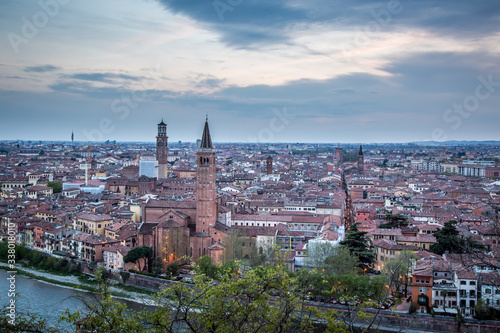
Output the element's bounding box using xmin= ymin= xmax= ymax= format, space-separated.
xmin=0 ymin=0 xmax=499 ymax=143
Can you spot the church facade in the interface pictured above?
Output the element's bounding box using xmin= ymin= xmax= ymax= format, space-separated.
xmin=138 ymin=118 xmax=227 ymax=266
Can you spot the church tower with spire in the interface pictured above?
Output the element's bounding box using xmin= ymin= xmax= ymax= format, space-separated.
xmin=156 ymin=119 xmax=168 ymax=179
xmin=358 ymin=145 xmax=364 ymax=174
xmin=195 ymin=117 xmax=217 ymax=234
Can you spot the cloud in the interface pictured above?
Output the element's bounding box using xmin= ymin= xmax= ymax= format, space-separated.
xmin=156 ymin=0 xmax=500 ymax=49
xmin=24 ymin=65 xmax=60 ymax=73
xmin=194 ymin=74 xmax=226 ymax=89
xmin=65 ymin=73 xmax=144 ymax=83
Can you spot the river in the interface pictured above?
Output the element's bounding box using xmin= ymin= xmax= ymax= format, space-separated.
xmin=0 ymin=269 xmax=150 ymax=331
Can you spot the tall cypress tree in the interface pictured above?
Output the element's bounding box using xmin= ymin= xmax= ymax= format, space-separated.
xmin=340 ymin=223 xmax=375 ymax=270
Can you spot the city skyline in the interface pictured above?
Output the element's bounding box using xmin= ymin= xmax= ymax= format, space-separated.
xmin=1 ymin=0 xmax=499 ymax=143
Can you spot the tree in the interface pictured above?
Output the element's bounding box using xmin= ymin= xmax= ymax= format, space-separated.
xmin=152 ymin=256 xmax=164 ymax=276
xmin=61 ymin=270 xmax=149 ymax=333
xmin=430 ymin=220 xmax=485 ymax=255
xmin=340 ymin=223 xmax=376 ymax=270
xmin=124 ymin=246 xmax=152 ymax=272
xmin=47 ymin=181 xmax=62 ymax=193
xmin=149 ymin=264 xmax=346 ymax=333
xmin=306 ymin=242 xmax=360 ymax=275
xmin=382 ymin=251 xmax=417 ymax=298
xmin=378 ymin=214 xmax=408 ymax=229
xmin=196 ymin=255 xmax=219 ymax=280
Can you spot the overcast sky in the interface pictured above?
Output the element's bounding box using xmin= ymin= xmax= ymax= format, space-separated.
xmin=0 ymin=0 xmax=499 ymax=143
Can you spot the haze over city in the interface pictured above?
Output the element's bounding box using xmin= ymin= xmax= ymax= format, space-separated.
xmin=0 ymin=0 xmax=499 ymax=143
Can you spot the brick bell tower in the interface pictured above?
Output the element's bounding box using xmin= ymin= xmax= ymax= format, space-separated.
xmin=195 ymin=117 xmax=216 ymax=234
xmin=358 ymin=145 xmax=364 ymax=175
xmin=266 ymin=155 xmax=273 ymax=175
xmin=156 ymin=119 xmax=168 ymax=179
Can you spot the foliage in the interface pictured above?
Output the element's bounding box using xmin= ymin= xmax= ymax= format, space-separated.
xmin=149 ymin=264 xmax=340 ymax=333
xmin=340 ymin=223 xmax=376 ymax=270
xmin=430 ymin=220 xmax=485 ymax=255
xmin=378 ymin=214 xmax=409 ymax=229
xmin=474 ymin=299 xmax=500 ymax=320
xmin=195 ymin=255 xmax=220 ymax=280
xmin=123 ymin=246 xmax=152 ymax=272
xmin=306 ymin=242 xmax=360 ymax=275
xmin=152 ymin=256 xmax=164 ymax=275
xmin=382 ymin=251 xmax=417 ymax=298
xmin=343 ymin=151 xmax=358 ymax=162
xmin=60 ymin=271 xmax=149 ymax=333
xmin=0 ymin=305 xmax=60 ymax=333
xmin=120 ymin=271 xmax=131 ymax=284
xmin=47 ymin=181 xmax=62 ymax=193
xmin=166 ymin=262 xmax=179 ymax=277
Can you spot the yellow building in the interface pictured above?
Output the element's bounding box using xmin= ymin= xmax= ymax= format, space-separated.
xmin=74 ymin=212 xmax=113 ymax=235
xmin=373 ymin=238 xmax=419 ymax=271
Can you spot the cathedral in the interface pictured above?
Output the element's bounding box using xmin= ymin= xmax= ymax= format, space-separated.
xmin=137 ymin=118 xmax=228 ymax=266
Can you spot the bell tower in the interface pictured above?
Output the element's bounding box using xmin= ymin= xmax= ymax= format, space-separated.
xmin=358 ymin=145 xmax=364 ymax=175
xmin=156 ymin=119 xmax=168 ymax=179
xmin=195 ymin=117 xmax=216 ymax=234
xmin=266 ymin=155 xmax=273 ymax=175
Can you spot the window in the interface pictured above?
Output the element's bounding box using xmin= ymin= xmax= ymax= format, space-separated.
xmin=461 ymin=281 xmax=466 ymax=285
xmin=470 ymin=281 xmax=476 ymax=285
xmin=470 ymin=290 xmax=475 ymax=297
xmin=485 ymin=288 xmax=492 ymax=294
xmin=419 ymin=287 xmax=427 ymax=293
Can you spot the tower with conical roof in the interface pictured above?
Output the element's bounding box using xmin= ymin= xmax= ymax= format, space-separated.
xmin=358 ymin=145 xmax=364 ymax=174
xmin=195 ymin=117 xmax=216 ymax=234
xmin=156 ymin=119 xmax=168 ymax=179
xmin=190 ymin=117 xmax=217 ymax=261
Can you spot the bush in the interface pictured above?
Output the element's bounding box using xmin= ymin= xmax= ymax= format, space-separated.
xmin=69 ymin=264 xmax=79 ymax=274
xmin=16 ymin=245 xmax=28 ymax=260
xmin=120 ymin=272 xmax=131 ymax=284
xmin=43 ymin=256 xmax=56 ymax=270
xmin=53 ymin=259 xmax=64 ymax=271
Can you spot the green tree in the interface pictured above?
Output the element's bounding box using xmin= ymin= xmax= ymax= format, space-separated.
xmin=383 ymin=251 xmax=417 ymax=298
xmin=61 ymin=270 xmax=149 ymax=333
xmin=324 ymin=246 xmax=360 ymax=275
xmin=306 ymin=242 xmax=360 ymax=275
xmin=152 ymin=256 xmax=164 ymax=276
xmin=378 ymin=214 xmax=408 ymax=229
xmin=124 ymin=246 xmax=152 ymax=272
xmin=149 ymin=264 xmax=346 ymax=333
xmin=196 ymin=255 xmax=219 ymax=280
xmin=430 ymin=220 xmax=485 ymax=255
xmin=47 ymin=181 xmax=62 ymax=193
xmin=340 ymin=223 xmax=376 ymax=270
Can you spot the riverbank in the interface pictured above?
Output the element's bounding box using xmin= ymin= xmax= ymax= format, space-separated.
xmin=0 ymin=262 xmax=156 ymax=306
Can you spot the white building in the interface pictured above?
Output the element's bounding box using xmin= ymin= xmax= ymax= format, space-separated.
xmin=480 ymin=271 xmax=500 ymax=310
xmin=455 ymin=269 xmax=478 ymax=317
xmin=139 ymin=156 xmax=158 ymax=178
